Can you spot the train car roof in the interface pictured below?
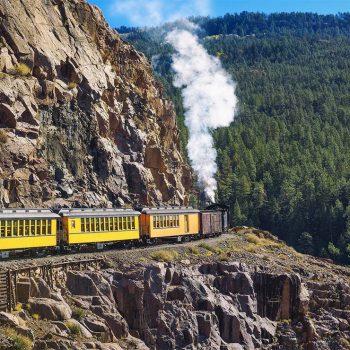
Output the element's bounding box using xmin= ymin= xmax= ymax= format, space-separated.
xmin=0 ymin=209 xmax=60 ymax=219
xmin=58 ymin=208 xmax=141 ymax=218
xmin=141 ymin=207 xmax=200 ymax=215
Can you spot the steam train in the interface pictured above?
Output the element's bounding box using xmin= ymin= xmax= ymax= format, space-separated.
xmin=0 ymin=205 xmax=229 ymax=259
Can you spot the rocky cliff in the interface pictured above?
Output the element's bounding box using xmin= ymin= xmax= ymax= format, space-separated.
xmin=1 ymin=229 xmax=350 ymax=349
xmin=0 ymin=0 xmax=191 ymax=208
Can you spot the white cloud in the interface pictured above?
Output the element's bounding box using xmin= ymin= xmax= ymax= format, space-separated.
xmin=110 ymin=0 xmax=211 ymax=27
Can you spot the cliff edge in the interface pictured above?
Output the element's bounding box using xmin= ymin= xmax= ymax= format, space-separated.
xmin=1 ymin=228 xmax=350 ymax=349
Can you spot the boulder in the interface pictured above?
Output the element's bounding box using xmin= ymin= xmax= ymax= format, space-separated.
xmin=29 ymin=298 xmax=72 ymax=321
xmin=66 ymin=271 xmax=99 ymax=296
xmin=0 ymin=103 xmax=17 ymax=128
xmin=84 ymin=318 xmax=113 ymax=342
xmin=0 ymin=312 xmax=20 ymax=326
xmin=66 ymin=319 xmax=93 ymax=339
xmin=30 ymin=277 xmax=51 ymax=298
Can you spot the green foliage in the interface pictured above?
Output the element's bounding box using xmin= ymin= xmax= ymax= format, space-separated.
xmin=296 ymin=232 xmax=314 ymax=255
xmin=233 ymin=200 xmax=246 ymax=226
xmin=67 ymin=81 xmax=78 ymax=90
xmin=65 ymin=321 xmax=81 ymax=337
xmin=328 ymin=242 xmax=341 ymax=258
xmin=72 ymin=307 xmax=85 ymax=320
xmin=121 ymin=13 xmax=350 ymax=264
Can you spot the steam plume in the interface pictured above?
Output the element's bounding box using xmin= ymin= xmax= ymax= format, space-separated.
xmin=166 ymin=27 xmax=238 ymax=202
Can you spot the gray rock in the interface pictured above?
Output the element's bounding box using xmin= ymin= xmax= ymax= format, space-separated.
xmin=29 ymin=297 xmax=72 ymax=321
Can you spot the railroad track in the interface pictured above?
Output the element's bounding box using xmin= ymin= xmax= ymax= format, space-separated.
xmin=0 ymin=233 xmax=235 ymax=312
xmin=0 ymin=232 xmax=232 ymax=269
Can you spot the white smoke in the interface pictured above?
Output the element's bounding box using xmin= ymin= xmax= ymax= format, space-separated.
xmin=166 ymin=28 xmax=238 ymax=202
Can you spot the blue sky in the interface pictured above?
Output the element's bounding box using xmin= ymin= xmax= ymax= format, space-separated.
xmin=88 ymin=0 xmax=350 ymax=27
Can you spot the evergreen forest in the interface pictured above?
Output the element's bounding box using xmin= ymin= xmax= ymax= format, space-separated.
xmin=117 ymin=13 xmax=350 ymax=263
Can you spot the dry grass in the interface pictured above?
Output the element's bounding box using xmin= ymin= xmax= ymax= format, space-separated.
xmin=188 ymin=246 xmax=199 ymax=255
xmin=0 ymin=129 xmax=8 ymax=143
xmin=15 ymin=63 xmax=31 ymax=76
xmin=150 ymin=250 xmax=179 ymax=262
xmin=199 ymin=242 xmax=218 ymax=253
xmin=67 ymin=81 xmax=78 ymax=90
xmin=245 ymin=244 xmax=258 ymax=253
xmin=65 ymin=321 xmax=81 ymax=337
xmin=218 ymin=251 xmax=229 ymax=261
xmin=245 ymin=233 xmax=261 ymax=245
xmin=245 ymin=233 xmax=284 ymax=250
xmin=14 ymin=303 xmax=22 ymax=312
xmin=2 ymin=328 xmax=32 ymax=350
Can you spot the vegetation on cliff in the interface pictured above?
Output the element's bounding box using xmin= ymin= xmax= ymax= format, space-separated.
xmin=118 ymin=12 xmax=350 ymax=264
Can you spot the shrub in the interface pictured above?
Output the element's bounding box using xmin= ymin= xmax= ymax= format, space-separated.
xmin=188 ymin=246 xmax=199 ymax=255
xmin=245 ymin=233 xmax=261 ymax=245
xmin=328 ymin=242 xmax=341 ymax=257
xmin=65 ymin=321 xmax=81 ymax=337
xmin=150 ymin=250 xmax=178 ymax=262
xmin=199 ymin=242 xmax=217 ymax=253
xmin=67 ymin=82 xmax=78 ymax=90
xmin=14 ymin=303 xmax=22 ymax=312
xmin=32 ymin=313 xmax=40 ymax=320
xmin=0 ymin=129 xmax=8 ymax=144
xmin=2 ymin=328 xmax=32 ymax=350
xmin=245 ymin=244 xmax=258 ymax=253
xmin=72 ymin=307 xmax=85 ymax=320
xmin=218 ymin=252 xmax=229 ymax=261
xmin=15 ymin=63 xmax=31 ymax=76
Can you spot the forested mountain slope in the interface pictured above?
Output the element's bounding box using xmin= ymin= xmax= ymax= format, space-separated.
xmin=118 ymin=13 xmax=350 ymax=263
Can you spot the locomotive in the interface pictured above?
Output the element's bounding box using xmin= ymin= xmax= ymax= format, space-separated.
xmin=0 ymin=205 xmax=228 ymax=259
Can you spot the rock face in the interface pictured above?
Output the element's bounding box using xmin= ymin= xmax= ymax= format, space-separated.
xmin=3 ymin=258 xmax=350 ymax=349
xmin=0 ymin=0 xmax=191 ymax=207
xmin=110 ymin=264 xmax=306 ymax=349
xmin=0 ymin=262 xmax=325 ymax=350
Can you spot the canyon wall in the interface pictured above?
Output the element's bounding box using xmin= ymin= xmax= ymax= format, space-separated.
xmin=0 ymin=0 xmax=191 ymax=208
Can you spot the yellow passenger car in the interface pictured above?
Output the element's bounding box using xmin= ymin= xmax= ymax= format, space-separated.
xmin=0 ymin=209 xmax=59 ymax=252
xmin=140 ymin=207 xmax=200 ymax=239
xmin=59 ymin=208 xmax=141 ymax=245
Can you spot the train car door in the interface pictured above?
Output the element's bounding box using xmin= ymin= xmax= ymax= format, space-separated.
xmin=184 ymin=215 xmax=189 ymax=233
xmin=212 ymin=213 xmax=222 ymax=233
